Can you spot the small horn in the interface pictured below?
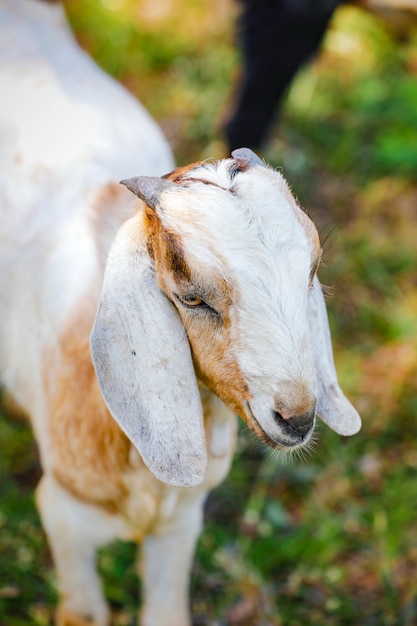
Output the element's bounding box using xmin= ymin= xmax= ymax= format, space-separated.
xmin=120 ymin=176 xmax=179 ymax=210
xmin=231 ymin=147 xmax=264 ymax=167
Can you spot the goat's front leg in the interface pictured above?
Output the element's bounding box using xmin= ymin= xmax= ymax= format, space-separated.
xmin=139 ymin=492 xmax=205 ymax=626
xmin=36 ymin=474 xmax=121 ymax=626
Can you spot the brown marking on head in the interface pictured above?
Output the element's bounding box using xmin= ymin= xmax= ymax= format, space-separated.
xmin=163 ymin=161 xmax=205 ymax=184
xmin=192 ymin=334 xmax=275 ymax=448
xmin=142 ymin=205 xmax=192 ymax=284
xmin=45 ymin=303 xmax=133 ymax=513
xmin=139 ymin=203 xmax=251 ymax=422
xmin=164 ymin=160 xmax=243 ymax=193
xmin=140 ymin=190 xmax=254 ymax=424
xmin=162 ymin=230 xmax=191 ymax=281
xmin=229 ymin=157 xmax=250 ymax=177
xmin=167 ymin=277 xmax=250 ymax=423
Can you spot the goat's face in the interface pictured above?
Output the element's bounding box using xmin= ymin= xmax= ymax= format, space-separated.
xmin=91 ymin=149 xmax=361 ymax=487
xmin=139 ymin=156 xmax=322 ymax=450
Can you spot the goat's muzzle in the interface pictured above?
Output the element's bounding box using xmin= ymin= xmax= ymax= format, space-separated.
xmin=273 ymin=408 xmax=316 ymax=441
xmin=245 ymin=400 xmax=316 ymax=449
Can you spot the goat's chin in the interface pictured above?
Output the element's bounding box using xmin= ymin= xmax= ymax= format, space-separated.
xmin=244 ymin=401 xmax=315 ymax=451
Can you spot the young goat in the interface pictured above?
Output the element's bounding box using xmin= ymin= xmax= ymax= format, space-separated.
xmin=0 ymin=1 xmax=361 ymax=625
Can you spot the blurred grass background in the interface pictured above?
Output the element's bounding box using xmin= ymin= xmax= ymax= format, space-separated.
xmin=1 ymin=1 xmax=417 ymax=624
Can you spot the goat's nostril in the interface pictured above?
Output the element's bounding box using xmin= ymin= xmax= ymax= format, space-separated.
xmin=288 ymin=410 xmax=316 ymax=437
xmin=273 ymin=409 xmax=316 ymax=439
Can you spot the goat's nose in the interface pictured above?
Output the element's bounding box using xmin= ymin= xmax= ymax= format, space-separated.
xmin=274 ymin=408 xmax=316 ymax=438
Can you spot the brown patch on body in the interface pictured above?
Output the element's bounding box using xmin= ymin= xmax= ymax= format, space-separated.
xmin=45 ymin=304 xmax=132 ymax=513
xmin=91 ymin=180 xmax=123 ymax=209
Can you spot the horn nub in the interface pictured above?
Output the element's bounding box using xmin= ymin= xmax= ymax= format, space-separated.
xmin=120 ymin=176 xmax=179 ymax=210
xmin=231 ymin=147 xmax=264 ymax=168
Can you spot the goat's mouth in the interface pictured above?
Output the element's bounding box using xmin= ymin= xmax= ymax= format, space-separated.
xmin=245 ymin=401 xmax=315 ymax=450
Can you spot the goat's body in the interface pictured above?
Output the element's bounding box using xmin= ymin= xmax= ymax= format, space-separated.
xmin=0 ymin=0 xmax=171 ymax=445
xmin=0 ymin=2 xmax=235 ymax=624
xmin=0 ymin=0 xmax=172 ymax=418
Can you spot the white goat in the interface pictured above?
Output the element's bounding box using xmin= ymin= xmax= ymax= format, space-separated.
xmin=0 ymin=1 xmax=361 ymax=625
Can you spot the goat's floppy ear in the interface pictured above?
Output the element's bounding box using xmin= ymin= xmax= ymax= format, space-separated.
xmin=90 ymin=215 xmax=207 ymax=487
xmin=310 ymin=276 xmax=361 ymax=436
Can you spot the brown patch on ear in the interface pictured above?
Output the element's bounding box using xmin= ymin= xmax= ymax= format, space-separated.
xmin=45 ymin=304 xmax=132 ymax=512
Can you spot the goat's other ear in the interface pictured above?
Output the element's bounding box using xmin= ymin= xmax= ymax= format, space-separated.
xmin=90 ymin=214 xmax=207 ymax=487
xmin=310 ymin=276 xmax=361 ymax=436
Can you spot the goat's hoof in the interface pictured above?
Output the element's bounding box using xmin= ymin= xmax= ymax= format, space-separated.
xmin=56 ymin=606 xmax=102 ymax=626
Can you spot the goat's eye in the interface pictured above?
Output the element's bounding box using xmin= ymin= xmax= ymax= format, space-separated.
xmin=174 ymin=293 xmax=219 ymax=316
xmin=176 ymin=294 xmax=205 ymax=307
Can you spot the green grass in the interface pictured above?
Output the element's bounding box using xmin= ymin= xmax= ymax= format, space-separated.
xmin=2 ymin=2 xmax=417 ymax=624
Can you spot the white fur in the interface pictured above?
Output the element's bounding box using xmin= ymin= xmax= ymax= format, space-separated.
xmin=0 ymin=2 xmax=360 ymax=625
